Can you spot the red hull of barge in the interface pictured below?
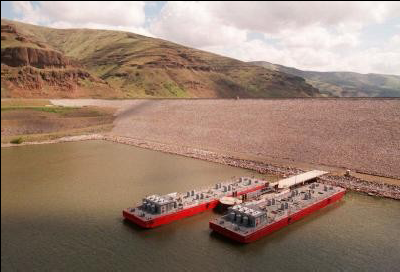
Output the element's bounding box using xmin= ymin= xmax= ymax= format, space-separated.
xmin=123 ymin=184 xmax=266 ymax=228
xmin=210 ymin=190 xmax=346 ymax=243
xmin=124 ymin=199 xmax=220 ymax=228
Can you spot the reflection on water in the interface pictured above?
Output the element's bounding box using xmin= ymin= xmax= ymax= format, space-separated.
xmin=2 ymin=141 xmax=400 ymax=271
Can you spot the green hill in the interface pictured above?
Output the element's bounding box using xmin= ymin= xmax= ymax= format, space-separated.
xmin=250 ymin=61 xmax=400 ymax=97
xmin=1 ymin=19 xmax=320 ymax=98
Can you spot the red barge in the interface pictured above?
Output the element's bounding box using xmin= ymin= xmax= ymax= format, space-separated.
xmin=210 ymin=182 xmax=346 ymax=243
xmin=123 ymin=177 xmax=269 ymax=228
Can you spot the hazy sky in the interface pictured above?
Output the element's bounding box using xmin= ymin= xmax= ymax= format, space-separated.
xmin=1 ymin=1 xmax=400 ymax=75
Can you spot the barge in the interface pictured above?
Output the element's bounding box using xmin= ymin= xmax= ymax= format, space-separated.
xmin=209 ymin=182 xmax=346 ymax=243
xmin=123 ymin=177 xmax=269 ymax=228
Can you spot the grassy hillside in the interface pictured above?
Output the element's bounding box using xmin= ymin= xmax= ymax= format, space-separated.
xmin=250 ymin=61 xmax=400 ymax=97
xmin=1 ymin=19 xmax=320 ymax=98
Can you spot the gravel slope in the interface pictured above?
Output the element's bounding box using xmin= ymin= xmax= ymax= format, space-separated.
xmin=52 ymin=99 xmax=400 ymax=178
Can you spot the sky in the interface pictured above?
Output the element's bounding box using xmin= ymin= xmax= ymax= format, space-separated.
xmin=1 ymin=1 xmax=400 ymax=75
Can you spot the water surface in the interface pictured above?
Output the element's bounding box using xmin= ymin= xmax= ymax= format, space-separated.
xmin=2 ymin=141 xmax=399 ymax=271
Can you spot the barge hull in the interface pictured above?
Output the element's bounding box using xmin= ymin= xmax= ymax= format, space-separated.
xmin=123 ymin=184 xmax=266 ymax=228
xmin=124 ymin=199 xmax=219 ymax=228
xmin=210 ymin=190 xmax=346 ymax=243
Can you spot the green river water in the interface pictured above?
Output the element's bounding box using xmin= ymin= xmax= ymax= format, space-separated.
xmin=1 ymin=140 xmax=400 ymax=271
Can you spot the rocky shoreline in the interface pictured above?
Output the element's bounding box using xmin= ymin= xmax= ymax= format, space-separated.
xmin=2 ymin=133 xmax=400 ymax=200
xmin=0 ymin=134 xmax=105 ymax=147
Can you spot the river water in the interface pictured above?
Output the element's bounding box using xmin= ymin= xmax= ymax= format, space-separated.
xmin=2 ymin=141 xmax=400 ymax=271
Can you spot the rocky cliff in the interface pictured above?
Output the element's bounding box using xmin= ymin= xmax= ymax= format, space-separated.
xmin=1 ymin=20 xmax=118 ymax=98
xmin=1 ymin=47 xmax=72 ymax=68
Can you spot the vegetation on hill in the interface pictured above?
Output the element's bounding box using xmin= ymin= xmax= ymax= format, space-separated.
xmin=1 ymin=19 xmax=320 ymax=98
xmin=250 ymin=61 xmax=400 ymax=97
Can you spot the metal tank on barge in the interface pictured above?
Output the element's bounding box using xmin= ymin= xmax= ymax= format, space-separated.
xmin=123 ymin=177 xmax=270 ymax=228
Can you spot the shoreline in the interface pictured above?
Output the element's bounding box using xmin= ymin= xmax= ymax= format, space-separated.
xmin=2 ymin=134 xmax=400 ymax=200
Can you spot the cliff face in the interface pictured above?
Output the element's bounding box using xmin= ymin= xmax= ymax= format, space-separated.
xmin=1 ymin=65 xmax=120 ymax=98
xmin=1 ymin=47 xmax=72 ymax=68
xmin=1 ymin=19 xmax=321 ymax=98
xmin=1 ymin=21 xmax=118 ymax=98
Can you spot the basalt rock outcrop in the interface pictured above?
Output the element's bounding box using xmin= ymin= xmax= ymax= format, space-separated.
xmin=1 ymin=65 xmax=116 ymax=98
xmin=1 ymin=21 xmax=117 ymax=98
xmin=1 ymin=47 xmax=72 ymax=68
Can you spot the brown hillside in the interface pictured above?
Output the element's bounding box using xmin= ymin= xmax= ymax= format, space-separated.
xmin=1 ymin=19 xmax=320 ymax=98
